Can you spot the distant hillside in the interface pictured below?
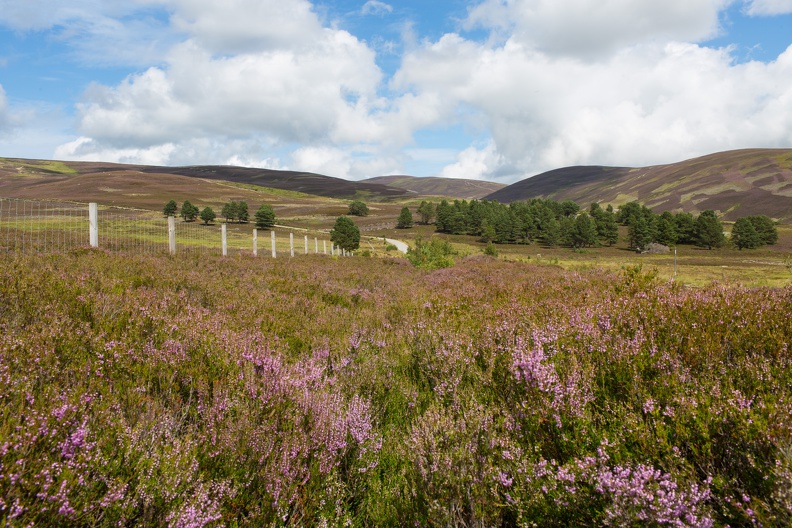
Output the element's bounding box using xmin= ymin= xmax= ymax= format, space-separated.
xmin=0 ymin=158 xmax=410 ymax=203
xmin=485 ymin=149 xmax=792 ymax=222
xmin=364 ymin=175 xmax=505 ymax=199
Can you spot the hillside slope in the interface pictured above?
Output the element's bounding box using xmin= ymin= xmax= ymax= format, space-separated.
xmin=0 ymin=159 xmax=410 ymax=203
xmin=364 ymin=175 xmax=505 ymax=199
xmin=485 ymin=149 xmax=792 ymax=221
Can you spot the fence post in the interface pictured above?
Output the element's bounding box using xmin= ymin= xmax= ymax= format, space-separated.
xmin=315 ymin=237 xmax=318 ymax=254
xmin=222 ymin=223 xmax=228 ymax=256
xmin=253 ymin=229 xmax=258 ymax=257
xmin=168 ymin=216 xmax=176 ymax=255
xmin=324 ymin=240 xmax=327 ymax=255
xmin=89 ymin=203 xmax=98 ymax=247
xmin=290 ymin=232 xmax=294 ymax=257
xmin=304 ymin=235 xmax=308 ymax=254
xmin=271 ymin=230 xmax=276 ymax=258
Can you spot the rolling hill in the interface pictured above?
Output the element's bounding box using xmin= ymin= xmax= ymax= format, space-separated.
xmin=0 ymin=159 xmax=411 ymax=204
xmin=485 ymin=149 xmax=792 ymax=221
xmin=364 ymin=175 xmax=505 ymax=199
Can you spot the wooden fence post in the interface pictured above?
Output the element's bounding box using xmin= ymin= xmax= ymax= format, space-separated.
xmin=89 ymin=203 xmax=98 ymax=247
xmin=168 ymin=216 xmax=176 ymax=255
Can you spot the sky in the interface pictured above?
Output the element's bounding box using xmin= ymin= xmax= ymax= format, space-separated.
xmin=0 ymin=0 xmax=791 ymax=183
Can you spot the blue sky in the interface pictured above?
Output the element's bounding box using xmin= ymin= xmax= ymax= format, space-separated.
xmin=1 ymin=0 xmax=791 ymax=182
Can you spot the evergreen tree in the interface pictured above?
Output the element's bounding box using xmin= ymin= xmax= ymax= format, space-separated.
xmin=628 ymin=214 xmax=651 ymax=251
xmin=348 ymin=200 xmax=369 ymax=216
xmin=746 ymin=215 xmax=778 ymax=245
xmin=617 ymin=201 xmax=642 ymax=224
xmin=417 ymin=201 xmax=436 ymax=224
xmin=435 ymin=200 xmax=452 ymax=233
xmin=237 ymin=201 xmax=249 ymax=223
xmin=330 ymin=216 xmax=361 ymax=251
xmin=163 ymin=199 xmax=178 ymax=217
xmin=597 ymin=211 xmax=619 ymax=246
xmin=199 ymin=207 xmax=216 ymax=225
xmin=447 ymin=211 xmax=468 ymax=235
xmin=675 ymin=212 xmax=696 ymax=244
xmin=180 ymin=200 xmax=199 ymax=222
xmin=656 ymin=212 xmax=678 ymax=246
xmin=222 ymin=202 xmax=238 ymax=223
xmin=559 ymin=216 xmax=575 ymax=247
xmin=694 ymin=210 xmax=726 ymax=249
xmin=570 ymin=213 xmax=598 ymax=248
xmin=254 ymin=204 xmax=276 ymax=229
xmin=396 ymin=207 xmax=414 ymax=229
xmin=559 ymin=200 xmax=580 ymax=217
xmin=480 ymin=219 xmax=496 ymax=243
xmin=731 ymin=217 xmax=762 ymax=249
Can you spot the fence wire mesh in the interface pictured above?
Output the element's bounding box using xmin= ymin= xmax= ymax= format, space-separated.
xmin=0 ymin=197 xmax=335 ymax=257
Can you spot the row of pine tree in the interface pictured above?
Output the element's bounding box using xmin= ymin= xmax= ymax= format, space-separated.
xmin=409 ymin=198 xmax=777 ymax=250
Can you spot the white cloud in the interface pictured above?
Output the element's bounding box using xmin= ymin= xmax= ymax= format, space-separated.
xmin=166 ymin=0 xmax=324 ymax=53
xmin=40 ymin=0 xmax=792 ymax=184
xmin=743 ymin=0 xmax=792 ymax=15
xmin=439 ymin=141 xmax=505 ymax=180
xmin=465 ymin=0 xmax=732 ymax=58
xmin=397 ymin=32 xmax=792 ymax=180
xmin=66 ymin=1 xmax=392 ymax=175
xmin=0 ymin=0 xmax=173 ymax=66
xmin=361 ymin=1 xmax=393 ymax=17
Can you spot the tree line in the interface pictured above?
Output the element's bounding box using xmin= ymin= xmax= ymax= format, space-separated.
xmin=405 ymin=198 xmax=778 ymax=250
xmin=163 ymin=200 xmax=276 ymax=229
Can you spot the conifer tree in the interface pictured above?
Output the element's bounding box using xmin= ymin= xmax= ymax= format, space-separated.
xmin=163 ymin=199 xmax=178 ymax=217
xmin=254 ymin=204 xmax=276 ymax=229
xmin=396 ymin=207 xmax=414 ymax=229
xmin=694 ymin=210 xmax=725 ymax=249
xmin=199 ymin=207 xmax=216 ymax=225
xmin=331 ymin=216 xmax=360 ymax=251
xmin=731 ymin=217 xmax=762 ymax=249
xmin=180 ymin=200 xmax=199 ymax=222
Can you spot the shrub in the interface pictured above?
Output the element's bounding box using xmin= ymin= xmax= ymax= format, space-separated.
xmin=406 ymin=236 xmax=456 ymax=269
xmin=348 ymin=200 xmax=369 ymax=217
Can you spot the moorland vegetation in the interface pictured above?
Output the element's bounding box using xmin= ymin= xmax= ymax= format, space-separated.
xmin=1 ymin=251 xmax=791 ymax=526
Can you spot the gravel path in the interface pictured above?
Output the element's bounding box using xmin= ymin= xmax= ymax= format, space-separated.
xmin=384 ymin=238 xmax=409 ymax=254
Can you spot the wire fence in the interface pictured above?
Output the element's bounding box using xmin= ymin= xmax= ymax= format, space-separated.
xmin=0 ymin=197 xmax=341 ymax=257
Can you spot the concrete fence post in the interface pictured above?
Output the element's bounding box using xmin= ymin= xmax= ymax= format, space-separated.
xmin=89 ymin=202 xmax=98 ymax=247
xmin=253 ymin=229 xmax=258 ymax=257
xmin=271 ymin=230 xmax=276 ymax=258
xmin=168 ymin=216 xmax=176 ymax=255
xmin=304 ymin=235 xmax=308 ymax=254
xmin=315 ymin=237 xmax=318 ymax=254
xmin=290 ymin=232 xmax=294 ymax=257
xmin=221 ymin=223 xmax=228 ymax=256
xmin=323 ymin=240 xmax=327 ymax=255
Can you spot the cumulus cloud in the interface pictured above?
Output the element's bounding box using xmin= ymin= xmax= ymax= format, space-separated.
xmin=64 ymin=1 xmax=400 ymax=178
xmin=439 ymin=141 xmax=505 ymax=180
xmin=41 ymin=0 xmax=792 ymax=183
xmin=743 ymin=0 xmax=792 ymax=15
xmin=166 ymin=0 xmax=324 ymax=53
xmin=398 ymin=32 xmax=792 ymax=180
xmin=465 ymin=0 xmax=731 ymax=58
xmin=361 ymin=1 xmax=393 ymax=17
